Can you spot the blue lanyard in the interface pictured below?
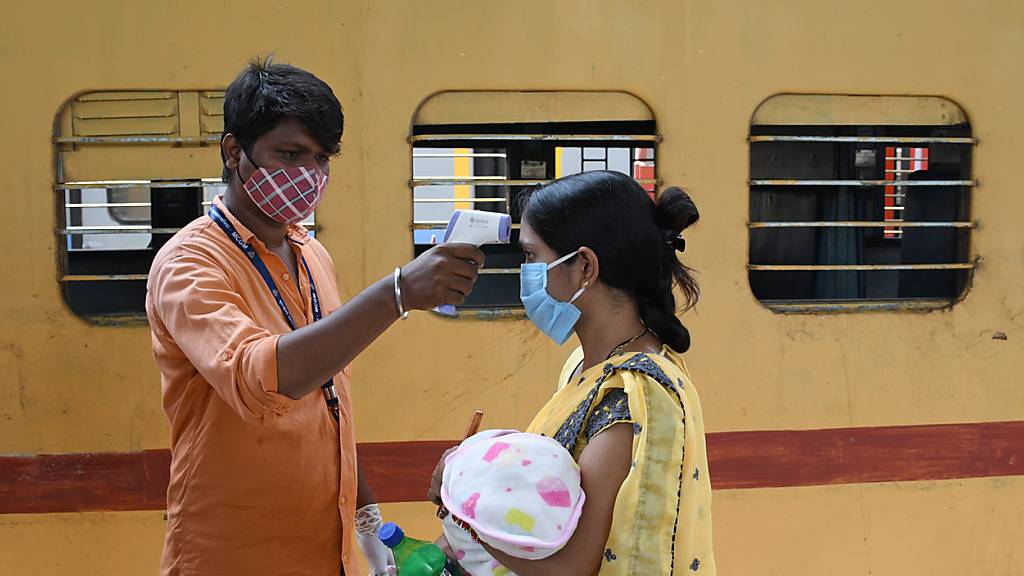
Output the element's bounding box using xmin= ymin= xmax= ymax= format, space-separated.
xmin=209 ymin=205 xmax=339 ymax=420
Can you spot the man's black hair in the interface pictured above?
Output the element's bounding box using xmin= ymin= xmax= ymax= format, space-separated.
xmin=221 ymin=56 xmax=343 ymax=181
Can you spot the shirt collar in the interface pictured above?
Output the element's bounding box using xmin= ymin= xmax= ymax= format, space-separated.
xmin=212 ymin=195 xmax=311 ymax=246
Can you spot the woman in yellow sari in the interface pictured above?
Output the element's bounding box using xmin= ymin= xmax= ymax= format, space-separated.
xmin=431 ymin=171 xmax=715 ymax=575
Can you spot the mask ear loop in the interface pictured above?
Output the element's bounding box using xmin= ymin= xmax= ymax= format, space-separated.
xmin=547 ymin=250 xmax=588 ymax=304
xmin=236 ymin=145 xmax=261 ymax=187
xmin=546 ymin=249 xmax=581 ymax=270
xmin=568 ymin=284 xmax=587 ymax=304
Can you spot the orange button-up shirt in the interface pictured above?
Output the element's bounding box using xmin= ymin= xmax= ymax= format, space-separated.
xmin=146 ymin=197 xmax=358 ymax=576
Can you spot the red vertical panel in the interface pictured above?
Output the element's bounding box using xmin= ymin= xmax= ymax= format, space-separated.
xmin=884 ymin=146 xmax=897 ymax=238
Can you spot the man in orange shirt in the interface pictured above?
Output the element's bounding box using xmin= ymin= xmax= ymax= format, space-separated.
xmin=145 ymin=58 xmax=484 ymax=576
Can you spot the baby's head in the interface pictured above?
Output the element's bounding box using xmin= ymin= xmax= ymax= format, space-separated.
xmin=441 ymin=430 xmax=585 ymax=571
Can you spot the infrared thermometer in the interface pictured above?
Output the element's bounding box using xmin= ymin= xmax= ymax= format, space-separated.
xmin=435 ymin=210 xmax=512 ymax=316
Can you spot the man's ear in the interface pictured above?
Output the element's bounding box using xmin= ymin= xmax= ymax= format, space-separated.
xmin=222 ymin=133 xmax=242 ymax=171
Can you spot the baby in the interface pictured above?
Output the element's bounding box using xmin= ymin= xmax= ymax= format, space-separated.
xmin=439 ymin=430 xmax=585 ymax=576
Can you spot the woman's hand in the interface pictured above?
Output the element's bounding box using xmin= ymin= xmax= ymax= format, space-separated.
xmin=428 ymin=447 xmax=457 ymax=505
xmin=435 ymin=534 xmax=456 ymax=562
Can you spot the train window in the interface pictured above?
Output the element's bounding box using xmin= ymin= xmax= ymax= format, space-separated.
xmin=411 ymin=91 xmax=659 ymax=317
xmin=748 ymin=95 xmax=975 ymax=313
xmin=54 ymin=90 xmax=318 ymax=322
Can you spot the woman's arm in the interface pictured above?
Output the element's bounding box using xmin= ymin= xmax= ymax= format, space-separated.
xmin=479 ymin=423 xmax=634 ymax=576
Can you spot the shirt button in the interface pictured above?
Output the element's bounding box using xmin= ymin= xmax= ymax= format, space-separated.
xmin=340 ymin=496 xmax=347 ymax=505
xmin=282 ymin=273 xmax=291 ymax=281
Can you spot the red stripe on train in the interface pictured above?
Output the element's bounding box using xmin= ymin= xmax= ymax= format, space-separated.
xmin=2 ymin=421 xmax=1023 ymax=514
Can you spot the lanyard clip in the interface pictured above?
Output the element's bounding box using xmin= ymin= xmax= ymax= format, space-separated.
xmin=321 ymin=383 xmax=340 ymax=421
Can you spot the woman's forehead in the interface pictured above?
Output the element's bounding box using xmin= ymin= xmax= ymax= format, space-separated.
xmin=518 ymin=221 xmax=544 ymax=249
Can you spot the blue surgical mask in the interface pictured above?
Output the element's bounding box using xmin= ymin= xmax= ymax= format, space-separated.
xmin=520 ymin=250 xmax=587 ymax=344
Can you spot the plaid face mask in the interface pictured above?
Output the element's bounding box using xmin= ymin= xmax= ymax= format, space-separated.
xmin=239 ymin=151 xmax=328 ymax=225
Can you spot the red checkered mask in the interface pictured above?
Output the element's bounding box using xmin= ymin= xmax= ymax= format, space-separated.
xmin=239 ymin=151 xmax=328 ymax=225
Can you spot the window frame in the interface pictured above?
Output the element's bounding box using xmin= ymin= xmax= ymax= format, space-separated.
xmin=409 ymin=91 xmax=661 ymax=319
xmin=53 ymin=90 xmax=320 ymax=323
xmin=747 ymin=94 xmax=977 ymax=314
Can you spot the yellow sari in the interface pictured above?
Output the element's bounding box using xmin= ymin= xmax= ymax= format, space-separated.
xmin=526 ymin=347 xmax=716 ymax=575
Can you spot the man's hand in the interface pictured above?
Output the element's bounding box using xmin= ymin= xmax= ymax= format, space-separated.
xmin=400 ymin=244 xmax=484 ymax=310
xmin=355 ymin=504 xmax=396 ymax=576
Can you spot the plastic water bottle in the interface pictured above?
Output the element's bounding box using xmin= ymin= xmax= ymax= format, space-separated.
xmin=378 ymin=522 xmax=462 ymax=576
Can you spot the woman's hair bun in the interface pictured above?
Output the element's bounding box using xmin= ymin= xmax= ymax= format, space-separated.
xmin=654 ymin=186 xmax=699 ymax=237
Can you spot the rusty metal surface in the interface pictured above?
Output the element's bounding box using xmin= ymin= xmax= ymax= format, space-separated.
xmin=60 ymin=274 xmax=149 ymax=282
xmin=57 ymin=226 xmax=183 ymax=235
xmin=749 ymin=179 xmax=976 ymax=187
xmin=410 ymin=133 xmax=661 ymax=142
xmin=53 ymin=135 xmax=221 ymax=145
xmin=411 ymin=178 xmax=660 ymax=187
xmin=749 ymin=135 xmax=977 ymax=144
xmin=761 ymin=299 xmax=956 ymax=314
xmin=55 ymin=179 xmax=220 ymax=190
xmin=749 ymin=263 xmax=974 ymax=271
xmin=413 ymin=197 xmax=507 ymax=203
xmin=748 ymin=221 xmax=974 ymax=228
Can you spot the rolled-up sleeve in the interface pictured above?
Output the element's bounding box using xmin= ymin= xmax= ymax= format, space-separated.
xmin=150 ymin=249 xmax=299 ymax=422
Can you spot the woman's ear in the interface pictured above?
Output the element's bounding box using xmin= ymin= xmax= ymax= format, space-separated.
xmin=577 ymin=247 xmax=600 ymax=289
